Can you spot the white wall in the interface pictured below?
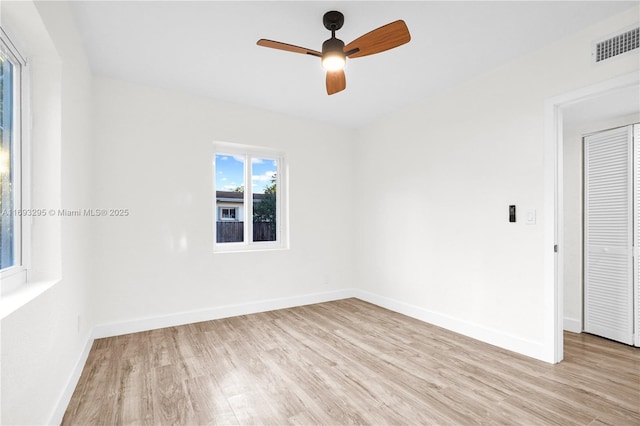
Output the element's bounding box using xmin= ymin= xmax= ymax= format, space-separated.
xmin=563 ymin=112 xmax=640 ymax=332
xmin=89 ymin=78 xmax=356 ymax=328
xmin=0 ymin=1 xmax=93 ymax=424
xmin=354 ymin=7 xmax=639 ymax=359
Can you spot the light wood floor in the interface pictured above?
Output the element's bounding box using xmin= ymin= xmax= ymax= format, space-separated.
xmin=63 ymin=298 xmax=640 ymax=425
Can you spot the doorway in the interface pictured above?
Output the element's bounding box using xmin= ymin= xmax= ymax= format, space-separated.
xmin=545 ymin=72 xmax=640 ymax=362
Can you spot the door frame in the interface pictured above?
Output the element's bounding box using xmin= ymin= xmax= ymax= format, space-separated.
xmin=544 ymin=71 xmax=640 ymax=363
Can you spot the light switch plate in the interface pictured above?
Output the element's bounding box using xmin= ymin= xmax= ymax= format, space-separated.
xmin=526 ymin=209 xmax=536 ymax=225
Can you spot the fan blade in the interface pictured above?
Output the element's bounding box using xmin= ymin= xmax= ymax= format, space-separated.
xmin=257 ymin=39 xmax=322 ymax=57
xmin=344 ymin=20 xmax=410 ymax=58
xmin=326 ymin=70 xmax=346 ymax=95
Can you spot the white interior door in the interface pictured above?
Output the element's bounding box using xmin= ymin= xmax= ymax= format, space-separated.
xmin=584 ymin=125 xmax=634 ymax=345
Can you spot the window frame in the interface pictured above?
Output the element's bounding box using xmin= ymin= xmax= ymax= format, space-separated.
xmin=0 ymin=27 xmax=29 ymax=294
xmin=219 ymin=207 xmax=237 ymax=221
xmin=213 ymin=142 xmax=288 ymax=252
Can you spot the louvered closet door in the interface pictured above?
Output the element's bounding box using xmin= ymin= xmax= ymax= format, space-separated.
xmin=584 ymin=125 xmax=634 ymax=345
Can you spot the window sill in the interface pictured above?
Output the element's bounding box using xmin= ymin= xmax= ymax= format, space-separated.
xmin=0 ymin=279 xmax=59 ymax=320
xmin=214 ymin=243 xmax=289 ymax=254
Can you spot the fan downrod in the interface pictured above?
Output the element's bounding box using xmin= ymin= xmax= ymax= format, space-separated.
xmin=323 ymin=11 xmax=344 ymax=32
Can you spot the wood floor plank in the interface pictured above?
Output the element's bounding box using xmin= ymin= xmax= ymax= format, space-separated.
xmin=183 ymin=375 xmax=239 ymax=425
xmin=62 ymin=298 xmax=640 ymax=425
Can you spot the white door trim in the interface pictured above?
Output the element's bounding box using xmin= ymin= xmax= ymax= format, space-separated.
xmin=544 ymin=71 xmax=640 ymax=363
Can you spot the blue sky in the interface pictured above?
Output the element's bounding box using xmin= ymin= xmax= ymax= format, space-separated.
xmin=215 ymin=154 xmax=277 ymax=194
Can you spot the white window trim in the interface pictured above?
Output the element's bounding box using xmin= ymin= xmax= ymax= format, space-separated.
xmin=1 ymin=27 xmax=30 ymax=295
xmin=213 ymin=141 xmax=288 ymax=252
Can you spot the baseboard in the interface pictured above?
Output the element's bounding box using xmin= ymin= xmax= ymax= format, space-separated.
xmin=92 ymin=288 xmax=357 ymax=339
xmin=48 ymin=331 xmax=94 ymax=425
xmin=563 ymin=317 xmax=582 ymax=333
xmin=352 ymin=289 xmax=549 ymax=362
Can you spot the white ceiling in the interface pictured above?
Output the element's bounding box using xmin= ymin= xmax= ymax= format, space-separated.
xmin=70 ymin=1 xmax=637 ymax=128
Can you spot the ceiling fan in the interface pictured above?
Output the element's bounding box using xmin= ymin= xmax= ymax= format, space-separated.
xmin=257 ymin=11 xmax=411 ymax=95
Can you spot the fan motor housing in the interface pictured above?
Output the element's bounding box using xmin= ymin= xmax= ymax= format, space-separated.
xmin=322 ymin=37 xmax=345 ymax=55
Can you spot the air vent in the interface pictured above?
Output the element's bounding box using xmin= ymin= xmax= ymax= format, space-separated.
xmin=593 ymin=27 xmax=639 ymax=63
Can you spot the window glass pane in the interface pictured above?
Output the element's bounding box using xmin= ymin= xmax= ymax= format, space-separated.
xmin=215 ymin=154 xmax=244 ymax=243
xmin=252 ymin=158 xmax=277 ymax=242
xmin=0 ymin=52 xmax=15 ymax=269
xmin=213 ymin=144 xmax=286 ymax=252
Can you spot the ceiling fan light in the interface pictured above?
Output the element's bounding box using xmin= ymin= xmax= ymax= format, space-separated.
xmin=322 ymin=54 xmax=346 ymax=71
xmin=322 ymin=36 xmax=346 ymax=71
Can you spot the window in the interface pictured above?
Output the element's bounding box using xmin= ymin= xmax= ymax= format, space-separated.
xmin=0 ymin=28 xmax=27 ymax=293
xmin=214 ymin=142 xmax=287 ymax=251
xmin=220 ymin=207 xmax=237 ymax=220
